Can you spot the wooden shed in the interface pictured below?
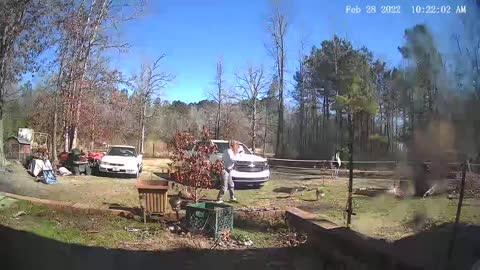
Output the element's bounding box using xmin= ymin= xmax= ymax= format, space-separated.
xmin=6 ymin=136 xmax=31 ymax=162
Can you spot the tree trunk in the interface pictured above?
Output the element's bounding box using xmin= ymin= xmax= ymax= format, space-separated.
xmin=299 ymin=90 xmax=305 ymax=155
xmin=386 ymin=110 xmax=391 ymax=152
xmin=402 ymin=108 xmax=406 ymax=140
xmin=347 ymin=112 xmax=354 ymax=227
xmin=263 ymin=106 xmax=268 ymax=155
xmin=53 ymin=43 xmax=68 ymax=161
xmin=140 ymin=101 xmax=146 ymax=154
xmin=64 ymin=114 xmax=70 ymax=152
xmin=0 ymin=105 xmax=4 ymax=167
xmin=276 ymin=92 xmax=284 ymax=157
xmin=275 ymin=39 xmax=285 ymax=157
xmin=251 ymin=99 xmax=257 ymax=154
xmin=215 ymin=102 xmax=221 ymax=140
xmin=53 ymin=91 xmax=58 ymax=160
xmin=70 ymin=0 xmax=110 ymax=151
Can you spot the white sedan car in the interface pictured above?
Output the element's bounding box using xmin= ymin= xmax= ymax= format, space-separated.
xmin=98 ymin=145 xmax=143 ymax=178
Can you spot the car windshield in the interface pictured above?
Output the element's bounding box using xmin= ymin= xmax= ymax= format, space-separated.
xmin=239 ymin=143 xmax=252 ymax=154
xmin=107 ymin=147 xmax=136 ymax=157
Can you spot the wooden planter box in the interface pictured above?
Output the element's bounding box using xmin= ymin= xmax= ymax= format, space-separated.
xmin=136 ymin=179 xmax=169 ymax=222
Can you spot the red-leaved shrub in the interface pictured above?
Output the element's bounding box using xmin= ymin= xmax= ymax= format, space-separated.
xmin=169 ymin=127 xmax=224 ymax=202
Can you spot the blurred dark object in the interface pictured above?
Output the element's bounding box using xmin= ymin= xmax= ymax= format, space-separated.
xmin=58 ymin=148 xmax=93 ymax=176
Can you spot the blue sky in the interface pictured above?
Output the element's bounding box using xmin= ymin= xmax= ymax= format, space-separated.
xmin=109 ymin=0 xmax=466 ymax=103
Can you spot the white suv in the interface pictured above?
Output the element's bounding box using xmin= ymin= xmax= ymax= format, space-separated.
xmin=209 ymin=140 xmax=270 ymax=187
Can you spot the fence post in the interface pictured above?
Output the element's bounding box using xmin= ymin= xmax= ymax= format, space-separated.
xmin=153 ymin=143 xmax=155 ymax=158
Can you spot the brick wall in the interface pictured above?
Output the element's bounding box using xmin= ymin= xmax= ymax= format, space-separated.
xmin=285 ymin=207 xmax=423 ymax=270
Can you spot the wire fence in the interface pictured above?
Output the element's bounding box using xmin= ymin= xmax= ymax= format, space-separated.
xmin=267 ymin=157 xmax=480 ymax=180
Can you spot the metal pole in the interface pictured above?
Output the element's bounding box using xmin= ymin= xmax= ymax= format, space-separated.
xmin=446 ymin=160 xmax=467 ymax=269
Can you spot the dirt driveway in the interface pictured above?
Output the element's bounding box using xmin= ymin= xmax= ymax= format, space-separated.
xmin=0 ymin=158 xmax=350 ymax=212
xmin=0 ymin=159 xmax=172 ymax=209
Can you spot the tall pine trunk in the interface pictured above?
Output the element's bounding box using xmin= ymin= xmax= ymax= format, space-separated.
xmin=347 ymin=112 xmax=354 ymax=227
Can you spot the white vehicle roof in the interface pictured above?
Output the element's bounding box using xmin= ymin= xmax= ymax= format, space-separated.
xmin=109 ymin=145 xmax=136 ymax=149
xmin=211 ymin=140 xmax=228 ymax=143
xmin=211 ymin=139 xmax=249 ymax=145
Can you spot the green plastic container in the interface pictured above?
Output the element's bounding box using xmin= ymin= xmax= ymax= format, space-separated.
xmin=186 ymin=202 xmax=233 ymax=239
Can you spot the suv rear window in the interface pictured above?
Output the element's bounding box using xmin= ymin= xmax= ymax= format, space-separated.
xmin=214 ymin=142 xmax=229 ymax=154
xmin=213 ymin=142 xmax=252 ymax=155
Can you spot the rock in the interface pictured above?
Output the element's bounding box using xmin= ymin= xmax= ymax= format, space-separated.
xmin=244 ymin=240 xmax=253 ymax=246
xmin=168 ymin=226 xmax=175 ymax=232
xmin=124 ymin=227 xmax=140 ymax=232
xmin=12 ymin=211 xmax=27 ymax=218
xmin=447 ymin=193 xmax=459 ymax=200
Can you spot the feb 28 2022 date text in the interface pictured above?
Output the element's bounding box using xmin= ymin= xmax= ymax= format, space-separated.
xmin=345 ymin=5 xmax=467 ymax=14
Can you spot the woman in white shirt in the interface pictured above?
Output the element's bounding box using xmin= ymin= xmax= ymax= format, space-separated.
xmin=332 ymin=150 xmax=341 ymax=179
xmin=216 ymin=140 xmax=239 ymax=203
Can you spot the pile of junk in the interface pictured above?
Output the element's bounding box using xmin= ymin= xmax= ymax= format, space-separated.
xmin=26 ymin=147 xmax=57 ymax=184
xmin=57 ymin=149 xmax=103 ymax=176
xmin=26 ymin=148 xmax=103 ymax=184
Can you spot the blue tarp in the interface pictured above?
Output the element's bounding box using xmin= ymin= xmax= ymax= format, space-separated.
xmin=41 ymin=170 xmax=57 ymax=184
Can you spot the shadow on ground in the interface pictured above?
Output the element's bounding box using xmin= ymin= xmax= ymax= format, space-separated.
xmin=92 ymin=170 xmax=137 ymax=179
xmin=273 ymin=187 xmax=296 ymax=194
xmin=391 ymin=223 xmax=480 ymax=270
xmin=300 ymin=219 xmax=480 ymax=270
xmin=0 ymin=225 xmax=323 ymax=270
xmin=104 ymin=203 xmax=143 ymax=216
xmin=2 ymin=221 xmax=480 ymax=270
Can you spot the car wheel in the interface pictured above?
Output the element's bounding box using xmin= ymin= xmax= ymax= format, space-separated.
xmin=85 ymin=166 xmax=92 ymax=176
xmin=131 ymin=171 xmax=139 ymax=179
xmin=73 ymin=166 xmax=80 ymax=176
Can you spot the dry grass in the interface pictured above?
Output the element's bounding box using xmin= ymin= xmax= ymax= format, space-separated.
xmin=142 ymin=158 xmax=171 ymax=174
xmin=2 ymin=158 xmax=480 ymax=241
xmin=0 ymin=200 xmax=286 ymax=250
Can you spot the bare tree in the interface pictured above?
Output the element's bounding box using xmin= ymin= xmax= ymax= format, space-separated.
xmin=52 ymin=42 xmax=69 ymax=161
xmin=56 ymin=0 xmax=142 ymax=151
xmin=267 ymin=0 xmax=289 ymax=157
xmin=208 ymin=56 xmax=225 ymax=139
xmin=135 ymin=55 xmax=173 ymax=154
xmin=0 ymin=0 xmax=65 ymax=164
xmin=236 ymin=65 xmax=269 ymax=153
